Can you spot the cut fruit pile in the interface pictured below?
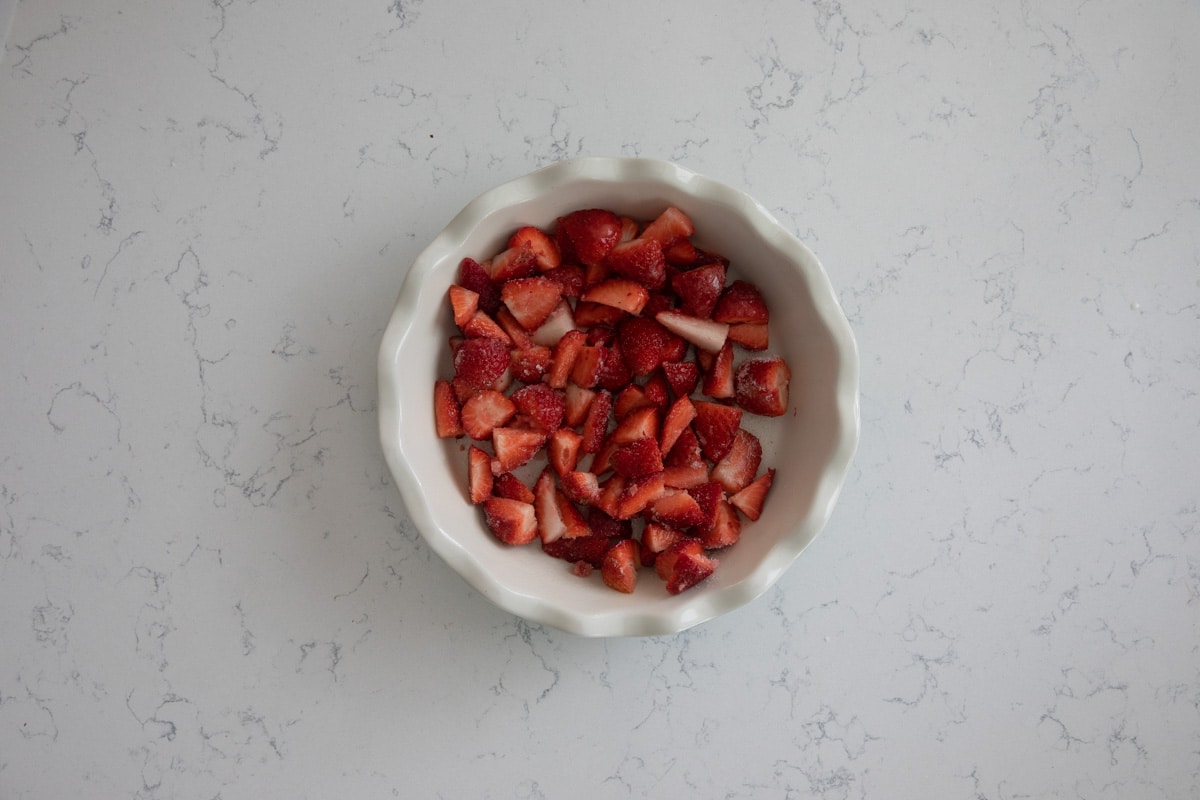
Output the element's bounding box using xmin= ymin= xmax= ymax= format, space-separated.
xmin=434 ymin=206 xmax=791 ymax=595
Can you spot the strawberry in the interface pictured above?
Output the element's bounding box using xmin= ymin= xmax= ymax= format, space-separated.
xmin=468 ymin=446 xmax=494 ymax=504
xmin=589 ymin=506 xmax=633 ymax=540
xmin=483 ymin=497 xmax=538 ymax=545
xmin=617 ymin=471 xmax=666 ymax=519
xmin=700 ymin=340 xmax=734 ymax=399
xmin=730 ymin=468 xmax=775 ymax=521
xmin=687 ymin=481 xmax=724 ymax=533
xmin=643 ymin=372 xmax=672 ymax=408
xmin=614 ymin=384 xmax=652 ymax=420
xmin=640 ymin=522 xmax=684 ymax=567
xmin=458 ymin=257 xmax=502 ymax=315
xmin=511 ymin=383 xmax=565 ymax=432
xmin=433 ymin=379 xmax=463 ymax=438
xmin=612 ymin=437 xmax=664 ymax=478
xmin=510 ymin=345 xmax=552 ymax=384
xmin=493 ymin=471 xmax=535 ymax=504
xmin=654 ymin=538 xmax=715 ymax=594
xmin=670 ymin=263 xmax=725 ymax=318
xmin=508 ymin=225 xmax=561 ymax=271
xmin=710 ymin=428 xmax=762 ymax=494
xmin=581 ymin=389 xmax=612 ymax=453
xmin=570 ymin=345 xmax=607 ymax=389
xmin=572 ymin=301 xmax=628 ymax=328
xmin=692 ymin=401 xmax=743 ymax=462
xmin=580 ymin=278 xmax=650 ymax=315
xmin=649 ymin=491 xmax=704 ymax=529
xmin=530 ymin=299 xmax=577 ymax=347
xmin=563 ymin=384 xmax=596 ymax=428
xmin=460 ymin=389 xmax=516 ymax=440
xmin=454 ymin=337 xmax=510 ymax=389
xmin=662 ymin=360 xmax=700 ymax=399
xmin=699 ymin=499 xmax=741 ymax=549
xmin=542 ymin=264 xmax=585 ymax=297
xmin=655 ymin=310 xmax=729 ymax=354
xmin=618 ymin=317 xmax=680 ymax=377
xmin=461 ymin=310 xmax=512 ymax=344
xmin=734 ymin=355 xmax=791 ymax=417
xmin=610 ymin=405 xmax=660 ymax=445
xmin=607 ymin=238 xmax=666 ymax=290
xmin=589 ymin=435 xmax=619 ymax=477
xmin=594 ymin=474 xmax=626 ymax=519
xmin=662 ymin=464 xmax=709 ymax=489
xmin=585 ymin=325 xmax=616 ymax=346
xmin=557 ymin=490 xmax=590 ymax=539
xmin=595 ymin=342 xmax=633 ymax=392
xmin=638 ymin=206 xmax=695 ymax=247
xmin=556 ymin=209 xmax=623 ymax=267
xmin=665 ymin=426 xmax=704 ymax=468
xmin=583 ymin=259 xmax=612 ymax=287
xmin=663 ymin=239 xmax=699 ymax=266
xmin=548 ymin=428 xmax=583 ymax=475
xmin=643 ymin=290 xmax=677 ymax=318
xmin=728 ymin=322 xmax=769 ymax=351
xmin=448 ymin=285 xmax=479 ymax=327
xmin=713 ymin=279 xmax=769 ymax=324
xmin=601 ymin=539 xmax=639 ymax=593
xmin=619 ymin=216 xmax=640 ymax=243
xmin=543 ymin=517 xmax=627 ymax=567
xmin=501 ymin=276 xmax=563 ymax=331
xmin=560 ymin=471 xmax=601 ymax=505
xmin=494 ymin=306 xmax=534 ymax=350
xmin=547 ymin=328 xmax=587 ymax=389
xmin=534 ymin=467 xmax=568 ymax=543
xmin=451 ymin=376 xmax=479 ymax=405
xmin=659 ymin=395 xmax=697 ymax=455
xmin=491 ymin=427 xmax=546 ymax=473
xmin=489 ymin=242 xmax=538 ymax=283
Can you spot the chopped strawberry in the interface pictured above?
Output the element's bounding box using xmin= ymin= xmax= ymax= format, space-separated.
xmin=547 ymin=328 xmax=587 ymax=389
xmin=734 ymin=355 xmax=791 ymax=417
xmin=501 ymin=276 xmax=563 ymax=331
xmin=494 ymin=306 xmax=534 ymax=350
xmin=595 ymin=342 xmax=633 ymax=392
xmin=460 ymin=389 xmax=516 ymax=440
xmin=601 ymin=539 xmax=639 ymax=593
xmin=453 ymin=337 xmax=510 ymax=389
xmin=660 ymin=395 xmax=697 ymax=455
xmin=581 ymin=389 xmax=612 ymax=453
xmin=461 ymin=310 xmax=512 ymax=344
xmin=649 ymin=491 xmax=704 ymax=529
xmin=489 ymin=242 xmax=538 ymax=282
xmin=655 ymin=310 xmax=729 ymax=354
xmin=511 ymin=383 xmax=565 ymax=432
xmin=510 ymin=345 xmax=552 ymax=384
xmin=670 ymin=263 xmax=725 ymax=318
xmin=583 ymin=259 xmax=612 ymax=287
xmin=563 ymin=384 xmax=596 ymax=427
xmin=508 ymin=225 xmax=561 ymax=271
xmin=580 ymin=278 xmax=650 ymax=315
xmin=490 ymin=365 xmax=513 ymax=395
xmin=542 ymin=264 xmax=586 ymax=297
xmin=665 ymin=426 xmax=704 ymax=468
xmin=663 ymin=239 xmax=699 ymax=266
xmin=534 ymin=467 xmax=567 ymax=543
xmin=451 ymin=376 xmax=479 ymax=405
xmin=700 ymin=340 xmax=734 ymax=399
xmin=607 ymin=238 xmax=666 ymax=290
xmin=695 ymin=346 xmax=715 ymax=373
xmin=458 ymin=257 xmax=502 ymax=315
xmin=662 ymin=464 xmax=709 ymax=489
xmin=589 ymin=435 xmax=619 ymax=477
xmin=692 ymin=401 xmax=743 ymax=462
xmin=543 ymin=525 xmax=624 ymax=568
xmin=588 ymin=506 xmax=632 ymax=540
xmin=530 ymin=299 xmax=577 ymax=347
xmin=619 ymin=216 xmax=640 ymax=243
xmin=572 ymin=301 xmax=628 ymax=328
xmin=491 ymin=427 xmax=546 ymax=473
xmin=570 ymin=344 xmax=607 ymax=389
xmin=557 ymin=490 xmax=590 ymax=539
xmin=713 ymin=280 xmax=769 ymax=324
xmin=730 ymin=468 xmax=775 ymax=521
xmin=618 ymin=317 xmax=680 ymax=377
xmin=662 ymin=360 xmax=700 ymax=399
xmin=493 ymin=471 xmax=535 ymax=504
xmin=594 ymin=473 xmax=626 ymax=518
xmin=561 ymin=471 xmax=601 ymax=505
xmin=687 ymin=481 xmax=724 ymax=533
xmin=448 ymin=285 xmax=479 ymax=328
xmin=468 ymin=446 xmax=494 ymax=504
xmin=548 ymin=428 xmax=583 ymax=475
xmin=710 ymin=428 xmax=763 ymax=494
xmin=482 ymin=497 xmax=538 ymax=545
xmin=643 ymin=290 xmax=677 ymax=318
xmin=699 ymin=499 xmax=741 ymax=549
xmin=727 ymin=322 xmax=769 ymax=351
xmin=614 ymin=384 xmax=652 ymax=420
xmin=610 ymin=405 xmax=660 ymax=445
xmin=643 ymin=372 xmax=671 ymax=407
xmin=556 ymin=209 xmax=623 ymax=267
xmin=617 ymin=471 xmax=666 ymax=519
xmin=433 ymin=379 xmax=463 ymax=438
xmin=654 ymin=538 xmax=715 ymax=594
xmin=612 ymin=437 xmax=664 ymax=478
xmin=638 ymin=206 xmax=695 ymax=247
xmin=640 ymin=522 xmax=684 ymax=567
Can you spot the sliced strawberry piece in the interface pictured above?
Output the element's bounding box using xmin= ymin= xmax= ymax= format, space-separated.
xmin=489 ymin=242 xmax=538 ymax=282
xmin=670 ymin=263 xmax=725 ymax=319
xmin=660 ymin=395 xmax=697 ymax=455
xmin=542 ymin=263 xmax=585 ymax=297
xmin=581 ymin=278 xmax=650 ymax=315
xmin=482 ymin=497 xmax=538 ymax=545
xmin=614 ymin=384 xmax=652 ymax=420
xmin=655 ymin=310 xmax=729 ymax=354
xmin=662 ymin=361 xmax=700 ymax=399
xmin=640 ymin=522 xmax=684 ymax=567
xmin=734 ymin=355 xmax=791 ymax=417
xmin=511 ymin=383 xmax=565 ymax=432
xmin=589 ymin=506 xmax=632 ymax=540
xmin=638 ymin=206 xmax=695 ymax=247
xmin=617 ymin=471 xmax=666 ymax=519
xmin=619 ymin=216 xmax=639 ymax=243
xmin=585 ymin=325 xmax=616 ymax=346
xmin=548 ymin=428 xmax=583 ymax=475
xmin=583 ymin=259 xmax=612 ymax=287
xmin=607 ymin=238 xmax=666 ymax=290
xmin=643 ymin=372 xmax=671 ymax=408
xmin=612 ymin=437 xmax=664 ymax=478
xmin=710 ymin=428 xmax=763 ymax=494
xmin=699 ymin=499 xmax=741 ymax=549
xmin=448 ymin=285 xmax=479 ymax=328
xmin=589 ymin=435 xmax=619 ymax=477
xmin=728 ymin=322 xmax=769 ymax=351
xmin=695 ymin=346 xmax=715 ymax=374
xmin=654 ymin=538 xmax=715 ymax=594
xmin=451 ymin=376 xmax=479 ymax=405
xmin=610 ymin=405 xmax=660 ymax=445
xmin=649 ymin=491 xmax=704 ymax=529
xmin=543 ymin=516 xmax=626 ymax=566
xmin=730 ymin=468 xmax=775 ymax=521
xmin=570 ymin=345 xmax=607 ymax=389
xmin=530 ymin=299 xmax=577 ymax=347
xmin=643 ymin=291 xmax=677 ymax=317
xmin=495 ymin=306 xmax=534 ymax=350
xmin=713 ymin=280 xmax=769 ymax=324
xmin=508 ymin=225 xmax=561 ymax=271
xmin=663 ymin=239 xmax=699 ymax=266
xmin=572 ymin=301 xmax=628 ymax=328
xmin=618 ymin=317 xmax=680 ymax=377
xmin=665 ymin=426 xmax=704 ymax=468
xmin=563 ymin=384 xmax=596 ymax=428
xmin=601 ymin=539 xmax=639 ymax=593
xmin=556 ymin=209 xmax=623 ymax=267
xmin=688 ymin=481 xmax=724 ymax=533
xmin=595 ymin=342 xmax=633 ymax=392
xmin=493 ymin=471 xmax=535 ymax=504
xmin=561 ymin=471 xmax=601 ymax=506
xmin=458 ymin=257 xmax=502 ymax=315
xmin=453 ymin=337 xmax=510 ymax=389
xmin=534 ymin=468 xmax=567 ymax=543
xmin=510 ymin=345 xmax=552 ymax=384
xmin=557 ymin=492 xmax=590 ymax=539
xmin=692 ymin=401 xmax=743 ymax=462
xmin=460 ymin=389 xmax=516 ymax=440
xmin=468 ymin=445 xmax=494 ymax=504
xmin=595 ymin=474 xmax=626 ymax=519
xmin=662 ymin=464 xmax=710 ymax=489
xmin=547 ymin=328 xmax=587 ymax=389
xmin=501 ymin=276 xmax=563 ymax=331
xmin=461 ymin=310 xmax=512 ymax=344
xmin=700 ymin=340 xmax=734 ymax=399
xmin=433 ymin=379 xmax=463 ymax=438
xmin=491 ymin=427 xmax=546 ymax=473
xmin=581 ymin=389 xmax=612 ymax=453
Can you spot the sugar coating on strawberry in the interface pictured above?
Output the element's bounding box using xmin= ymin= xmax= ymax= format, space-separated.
xmin=468 ymin=446 xmax=494 ymax=504
xmin=692 ymin=401 xmax=744 ymax=462
xmin=458 ymin=257 xmax=502 ymax=315
xmin=542 ymin=264 xmax=586 ymax=297
xmin=548 ymin=427 xmax=583 ymax=475
xmin=607 ymin=238 xmax=666 ymax=290
xmin=508 ymin=226 xmax=561 ymax=271
xmin=734 ymin=355 xmax=791 ymax=417
xmin=654 ymin=538 xmax=715 ymax=594
xmin=460 ymin=389 xmax=516 ymax=441
xmin=601 ymin=538 xmax=639 ymax=593
xmin=483 ymin=497 xmax=538 ymax=545
xmin=662 ymin=360 xmax=700 ymax=399
xmin=501 ymin=276 xmax=563 ymax=331
xmin=670 ymin=263 xmax=725 ymax=319
xmin=489 ymin=243 xmax=539 ymax=283
xmin=493 ymin=471 xmax=535 ymax=504
xmin=454 ymin=337 xmax=510 ymax=389
xmin=557 ymin=209 xmax=623 ymax=267
xmin=710 ymin=428 xmax=763 ymax=494
xmin=638 ymin=206 xmax=696 ymax=247
xmin=730 ymin=468 xmax=775 ymax=521
xmin=618 ymin=317 xmax=679 ymax=377
xmin=699 ymin=499 xmax=741 ymax=549
xmin=511 ymin=383 xmax=565 ymax=432
xmin=612 ymin=436 xmax=664 ymax=479
xmin=713 ymin=280 xmax=769 ymax=324
xmin=491 ymin=427 xmax=546 ymax=473
xmin=434 ymin=379 xmax=463 ymax=438
xmin=510 ymin=346 xmax=552 ymax=384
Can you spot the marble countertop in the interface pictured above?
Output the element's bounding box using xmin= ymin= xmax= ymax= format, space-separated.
xmin=2 ymin=1 xmax=1198 ymax=797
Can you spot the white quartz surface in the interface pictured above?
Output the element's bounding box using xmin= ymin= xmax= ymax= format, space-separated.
xmin=2 ymin=1 xmax=1198 ymax=797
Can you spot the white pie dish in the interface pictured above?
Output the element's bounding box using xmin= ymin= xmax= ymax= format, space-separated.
xmin=377 ymin=157 xmax=859 ymax=637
